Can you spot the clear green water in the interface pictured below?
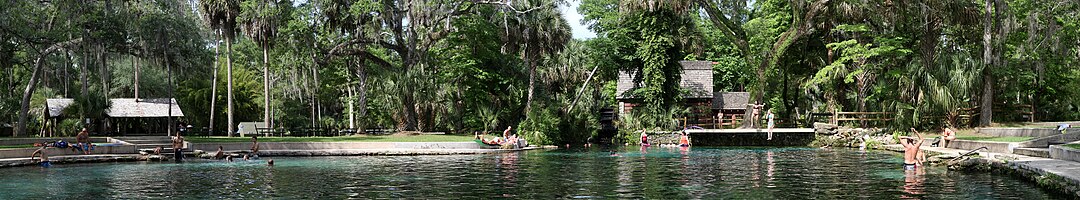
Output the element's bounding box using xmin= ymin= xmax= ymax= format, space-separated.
xmin=0 ymin=147 xmax=1069 ymax=199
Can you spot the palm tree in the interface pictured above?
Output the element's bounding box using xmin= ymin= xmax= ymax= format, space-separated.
xmin=240 ymin=0 xmax=286 ymax=130
xmin=506 ymin=0 xmax=571 ymax=117
xmin=200 ymin=0 xmax=240 ymax=136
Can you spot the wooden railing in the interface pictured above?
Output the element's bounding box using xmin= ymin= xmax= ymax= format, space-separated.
xmin=808 ymin=111 xmax=893 ymax=128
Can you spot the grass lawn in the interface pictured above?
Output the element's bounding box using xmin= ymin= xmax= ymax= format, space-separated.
xmin=186 ymin=135 xmax=476 ymax=143
xmin=1064 ymin=144 xmax=1080 ymax=149
xmin=956 ymin=136 xmax=1033 ymax=142
xmin=0 ymin=144 xmax=35 ymax=149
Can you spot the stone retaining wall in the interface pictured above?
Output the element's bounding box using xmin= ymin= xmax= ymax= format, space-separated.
xmin=811 ymin=123 xmax=890 ymax=148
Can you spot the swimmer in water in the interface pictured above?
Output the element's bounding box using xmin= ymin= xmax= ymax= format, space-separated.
xmin=30 ymin=146 xmax=50 ymax=167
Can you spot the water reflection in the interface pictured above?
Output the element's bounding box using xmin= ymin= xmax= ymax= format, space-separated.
xmin=903 ymin=167 xmax=926 ymax=199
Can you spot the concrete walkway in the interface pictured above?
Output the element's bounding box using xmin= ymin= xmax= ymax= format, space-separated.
xmin=0 ymin=154 xmax=140 ymax=168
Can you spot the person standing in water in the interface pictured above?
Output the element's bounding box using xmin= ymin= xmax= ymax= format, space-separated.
xmin=172 ymin=130 xmax=185 ymax=162
xmin=30 ymin=146 xmax=50 ymax=168
xmin=639 ymin=129 xmax=649 ymax=146
xmin=901 ymin=128 xmax=925 ymax=170
xmin=766 ymin=109 xmax=775 ymax=140
xmin=679 ymin=131 xmax=691 ymax=147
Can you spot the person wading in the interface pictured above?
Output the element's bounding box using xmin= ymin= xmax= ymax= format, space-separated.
xmin=172 ymin=130 xmax=185 ymax=162
xmin=901 ymin=128 xmax=925 ymax=170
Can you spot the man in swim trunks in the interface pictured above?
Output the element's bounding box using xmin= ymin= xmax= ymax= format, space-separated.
xmin=76 ymin=128 xmax=91 ymax=154
xmin=30 ymin=146 xmax=50 ymax=167
xmin=901 ymin=128 xmax=925 ymax=170
xmin=172 ymin=130 xmax=185 ymax=162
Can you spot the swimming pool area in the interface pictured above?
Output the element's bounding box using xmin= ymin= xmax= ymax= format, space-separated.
xmin=0 ymin=147 xmax=1067 ymax=199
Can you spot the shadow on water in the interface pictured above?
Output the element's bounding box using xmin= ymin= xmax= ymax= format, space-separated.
xmin=0 ymin=146 xmax=1072 ymax=199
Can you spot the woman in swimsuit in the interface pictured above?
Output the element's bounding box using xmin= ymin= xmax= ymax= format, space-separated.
xmin=678 ymin=131 xmax=691 ymax=147
xmin=639 ymin=129 xmax=649 ymax=146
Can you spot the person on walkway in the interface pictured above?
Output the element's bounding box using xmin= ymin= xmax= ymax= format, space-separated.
xmin=250 ymin=136 xmax=260 ymax=159
xmin=172 ymin=131 xmax=185 ymax=162
xmin=766 ymin=109 xmax=775 ymax=140
xmin=30 ymin=146 xmax=50 ymax=168
xmin=901 ymin=128 xmax=925 ymax=170
xmin=76 ymin=128 xmax=92 ymax=154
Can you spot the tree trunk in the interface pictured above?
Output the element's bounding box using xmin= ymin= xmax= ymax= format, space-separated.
xmin=209 ymin=30 xmax=220 ymax=135
xmin=134 ymin=54 xmax=139 ymax=99
xmin=357 ymin=60 xmax=367 ymax=131
xmin=346 ymin=69 xmax=355 ymax=129
xmin=16 ymin=38 xmax=82 ymax=136
xmin=263 ymin=44 xmax=271 ymax=129
xmin=979 ymin=0 xmax=995 ymax=127
xmin=166 ymin=41 xmax=174 ymax=137
xmin=525 ymin=52 xmax=536 ymax=116
xmin=98 ymin=44 xmax=108 ymax=100
xmin=226 ymin=32 xmax=235 ymax=137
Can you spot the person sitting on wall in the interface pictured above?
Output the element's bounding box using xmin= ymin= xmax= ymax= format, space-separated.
xmin=941 ymin=127 xmax=956 ymax=148
xmin=250 ymin=136 xmax=260 ymax=159
xmin=75 ymin=128 xmax=93 ymax=154
xmin=213 ymin=146 xmax=226 ymax=160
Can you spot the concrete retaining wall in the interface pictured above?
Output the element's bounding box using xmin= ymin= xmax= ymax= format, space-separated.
xmin=1050 ymin=145 xmax=1080 ymax=163
xmin=188 ymin=142 xmax=488 ymax=152
xmin=0 ymin=145 xmax=137 ymax=159
xmin=1019 ymin=133 xmax=1080 ymax=148
xmin=976 ymin=128 xmax=1073 ymax=137
xmin=0 ymin=138 xmax=110 ymax=146
xmin=946 ymin=140 xmax=1018 ymax=154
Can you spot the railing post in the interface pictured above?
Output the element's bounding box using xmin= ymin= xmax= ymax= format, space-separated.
xmin=832 ymin=110 xmax=838 ymax=124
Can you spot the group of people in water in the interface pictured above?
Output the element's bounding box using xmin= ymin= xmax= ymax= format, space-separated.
xmin=638 ymin=129 xmax=691 ymax=147
xmin=29 ymin=128 xmax=95 ymax=167
xmin=209 ymin=136 xmax=261 ymax=162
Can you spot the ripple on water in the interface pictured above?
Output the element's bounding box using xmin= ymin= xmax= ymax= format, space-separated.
xmin=0 ymin=147 xmax=1070 ymax=199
